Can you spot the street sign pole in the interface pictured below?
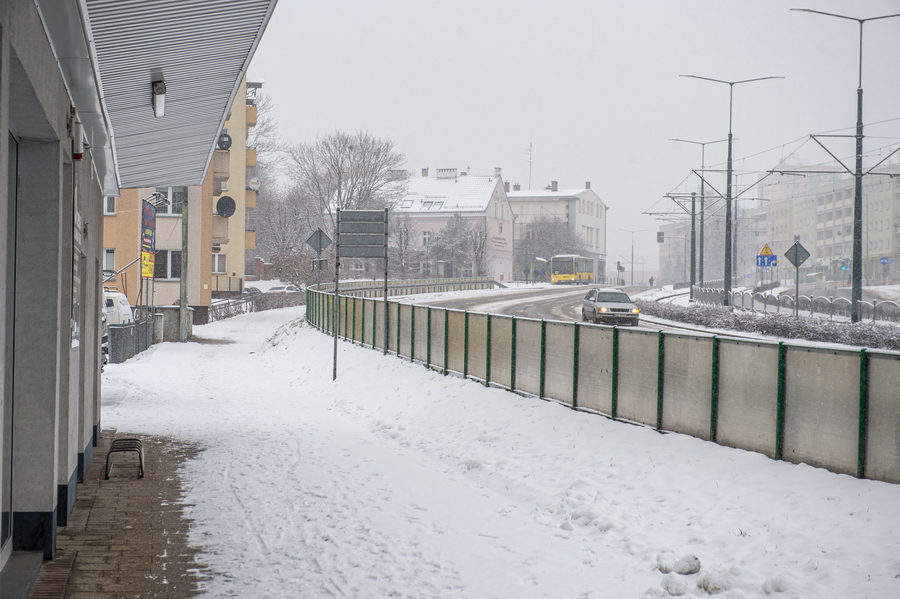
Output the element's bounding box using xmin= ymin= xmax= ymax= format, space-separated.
xmin=784 ymin=241 xmax=810 ymax=317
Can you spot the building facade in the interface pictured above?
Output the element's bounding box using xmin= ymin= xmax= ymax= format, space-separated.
xmin=0 ymin=0 xmax=274 ymax=585
xmin=395 ymin=168 xmax=515 ymax=282
xmin=507 ymin=182 xmax=608 ymax=281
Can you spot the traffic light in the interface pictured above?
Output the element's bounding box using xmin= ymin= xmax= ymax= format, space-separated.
xmin=617 ymin=261 xmax=625 ymax=272
xmin=657 ymin=231 xmax=664 ymax=243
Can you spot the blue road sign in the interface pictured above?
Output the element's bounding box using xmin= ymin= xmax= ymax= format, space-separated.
xmin=756 ymin=254 xmax=777 ymax=268
xmin=880 ymin=257 xmax=893 ymax=265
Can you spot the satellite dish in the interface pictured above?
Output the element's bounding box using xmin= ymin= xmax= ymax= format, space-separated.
xmin=216 ymin=196 xmax=236 ymax=217
xmin=217 ymin=132 xmax=232 ymax=150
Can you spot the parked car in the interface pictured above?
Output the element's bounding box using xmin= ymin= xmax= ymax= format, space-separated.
xmin=100 ymin=312 xmax=109 ymax=369
xmin=103 ymin=290 xmax=134 ymax=325
xmin=581 ymin=288 xmax=640 ymax=326
xmin=244 ymin=286 xmax=262 ymax=297
xmin=267 ymin=284 xmax=301 ymax=293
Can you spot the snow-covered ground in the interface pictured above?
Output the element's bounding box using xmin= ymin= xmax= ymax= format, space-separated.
xmin=102 ymin=305 xmax=900 ymax=598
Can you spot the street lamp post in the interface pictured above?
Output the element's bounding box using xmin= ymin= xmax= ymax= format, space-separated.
xmin=791 ymin=8 xmax=900 ymax=323
xmin=668 ymin=137 xmax=728 ymax=287
xmin=620 ymin=228 xmax=645 ymax=286
xmin=680 ymin=75 xmax=783 ymax=306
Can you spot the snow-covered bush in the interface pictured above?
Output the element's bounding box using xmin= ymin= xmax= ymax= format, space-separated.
xmin=635 ymin=300 xmax=900 ymax=351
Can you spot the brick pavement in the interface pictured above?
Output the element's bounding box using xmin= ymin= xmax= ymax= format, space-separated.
xmin=30 ymin=429 xmax=211 ymax=598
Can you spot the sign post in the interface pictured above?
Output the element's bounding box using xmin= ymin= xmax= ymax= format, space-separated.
xmin=333 ymin=209 xmax=389 ymax=379
xmin=305 ymin=228 xmax=332 ymax=291
xmin=784 ymin=242 xmax=810 ymax=317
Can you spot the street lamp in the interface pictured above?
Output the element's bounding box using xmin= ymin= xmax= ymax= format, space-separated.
xmin=680 ymin=75 xmax=783 ymax=306
xmin=620 ymin=228 xmax=645 ymax=286
xmin=791 ymin=8 xmax=900 ymax=322
xmin=668 ymin=137 xmax=728 ymax=286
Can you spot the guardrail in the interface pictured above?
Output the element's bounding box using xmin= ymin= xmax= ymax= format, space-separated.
xmin=306 ymin=285 xmax=900 ymax=485
xmin=693 ymin=285 xmax=900 ymax=324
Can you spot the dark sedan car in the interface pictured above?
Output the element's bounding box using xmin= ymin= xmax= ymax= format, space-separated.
xmin=581 ymin=288 xmax=640 ymax=326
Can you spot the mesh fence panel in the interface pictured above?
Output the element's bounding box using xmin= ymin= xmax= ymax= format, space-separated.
xmin=864 ymin=352 xmax=900 ymax=483
xmin=412 ymin=305 xmax=430 ymax=364
xmin=575 ymin=325 xmax=614 ymax=414
xmin=429 ymin=308 xmax=447 ymax=371
xmin=717 ymin=339 xmax=779 ymax=458
xmin=616 ymin=329 xmax=659 ymax=427
xmin=544 ymin=322 xmax=575 ymax=404
xmin=661 ymin=334 xmax=713 ymax=440
xmin=373 ymin=299 xmax=386 ymax=351
xmin=467 ymin=313 xmax=488 ymax=381
xmin=396 ymin=303 xmax=412 ymax=358
xmin=446 ymin=310 xmax=466 ymax=374
xmin=489 ymin=315 xmax=513 ymax=388
xmin=514 ymin=319 xmax=542 ymax=396
xmin=783 ymin=347 xmax=859 ymax=476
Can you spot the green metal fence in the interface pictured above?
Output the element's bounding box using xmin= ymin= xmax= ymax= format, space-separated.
xmin=305 ymin=286 xmax=900 ymax=485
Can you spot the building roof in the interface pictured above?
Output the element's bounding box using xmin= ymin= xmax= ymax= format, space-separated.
xmin=397 ymin=173 xmax=503 ymax=214
xmin=38 ymin=0 xmax=277 ymax=195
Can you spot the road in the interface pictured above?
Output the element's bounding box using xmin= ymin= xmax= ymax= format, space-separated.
xmin=404 ymin=284 xmax=692 ymax=332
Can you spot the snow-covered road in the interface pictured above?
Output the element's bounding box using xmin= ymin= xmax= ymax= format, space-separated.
xmin=102 ymin=306 xmax=900 ymax=598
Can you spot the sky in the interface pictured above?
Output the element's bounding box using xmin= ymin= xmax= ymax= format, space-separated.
xmin=247 ymin=1 xmax=900 ymax=271
xmin=101 ymin=299 xmax=900 ymax=598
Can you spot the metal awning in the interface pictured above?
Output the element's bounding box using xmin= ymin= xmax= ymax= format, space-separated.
xmin=36 ymin=0 xmax=277 ymax=195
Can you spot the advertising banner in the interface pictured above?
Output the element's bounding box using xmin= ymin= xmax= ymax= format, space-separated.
xmin=141 ymin=200 xmax=156 ymax=278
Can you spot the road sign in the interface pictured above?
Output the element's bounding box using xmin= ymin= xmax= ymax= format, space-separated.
xmin=784 ymin=242 xmax=810 ymax=268
xmin=880 ymin=257 xmax=893 ymax=265
xmin=759 ymin=243 xmax=774 ymax=256
xmin=337 ymin=210 xmax=387 ymax=258
xmin=756 ymin=254 xmax=777 ymax=268
xmin=306 ymin=228 xmax=332 ymax=252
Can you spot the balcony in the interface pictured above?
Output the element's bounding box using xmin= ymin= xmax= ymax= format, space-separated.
xmin=212 ymin=215 xmax=230 ymax=245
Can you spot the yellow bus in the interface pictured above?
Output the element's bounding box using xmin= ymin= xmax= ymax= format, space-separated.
xmin=550 ymin=254 xmax=594 ymax=284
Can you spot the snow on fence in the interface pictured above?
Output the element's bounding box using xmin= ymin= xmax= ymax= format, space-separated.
xmin=307 ymin=285 xmax=900 ymax=485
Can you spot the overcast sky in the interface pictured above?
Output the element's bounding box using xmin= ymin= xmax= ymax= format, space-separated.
xmin=249 ymin=0 xmax=900 ymax=272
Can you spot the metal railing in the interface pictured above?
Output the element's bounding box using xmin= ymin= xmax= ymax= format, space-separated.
xmin=694 ymin=285 xmax=900 ymax=324
xmin=108 ymin=319 xmax=155 ymax=363
xmin=306 ymin=283 xmax=900 ymax=485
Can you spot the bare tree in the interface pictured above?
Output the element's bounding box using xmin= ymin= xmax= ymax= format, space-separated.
xmin=468 ymin=220 xmax=492 ymax=276
xmin=283 ymin=130 xmax=407 ymax=231
xmin=389 ymin=212 xmax=421 ymax=279
xmin=523 ymin=215 xmax=587 ymax=260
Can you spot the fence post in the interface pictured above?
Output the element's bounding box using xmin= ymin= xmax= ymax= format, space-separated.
xmin=656 ymin=330 xmax=665 ymax=431
xmin=611 ymin=326 xmax=619 ymax=419
xmin=510 ymin=317 xmax=517 ymax=392
xmin=485 ymin=313 xmax=492 ymax=387
xmin=775 ymin=342 xmax=786 ymax=460
xmin=857 ymin=348 xmax=869 ymax=479
xmin=710 ymin=336 xmax=720 ymax=442
xmin=372 ymin=298 xmax=377 ymax=349
xmin=572 ymin=322 xmax=580 ymax=409
xmin=463 ymin=311 xmax=469 ymax=379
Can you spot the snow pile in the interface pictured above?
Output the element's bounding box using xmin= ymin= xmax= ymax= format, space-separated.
xmin=101 ymin=306 xmax=900 ymax=598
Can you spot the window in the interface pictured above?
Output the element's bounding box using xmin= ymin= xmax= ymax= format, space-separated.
xmin=422 ymin=201 xmax=433 ymax=210
xmin=212 ymin=253 xmax=227 ymax=274
xmin=104 ymin=196 xmax=116 ymax=215
xmin=153 ymin=250 xmax=182 ymax=279
xmin=155 ymin=186 xmax=187 ymax=215
xmin=103 ymin=248 xmax=115 ymax=273
xmin=422 ymin=230 xmax=433 ymax=246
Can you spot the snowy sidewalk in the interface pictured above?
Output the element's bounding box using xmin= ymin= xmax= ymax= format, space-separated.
xmin=102 ymin=306 xmax=900 ymax=598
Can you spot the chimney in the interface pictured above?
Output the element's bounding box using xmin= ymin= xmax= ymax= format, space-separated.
xmin=436 ymin=168 xmax=457 ymax=179
xmin=513 ymin=183 xmax=521 ymax=191
xmin=495 ymin=167 xmax=502 ymax=177
xmin=585 ymin=181 xmax=591 ymax=189
xmin=504 ymin=181 xmax=510 ymax=192
xmin=551 ymin=180 xmax=558 ymax=192
xmin=422 ymin=167 xmax=429 ymax=177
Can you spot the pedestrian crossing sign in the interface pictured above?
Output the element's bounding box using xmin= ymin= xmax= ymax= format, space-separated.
xmin=759 ymin=244 xmax=774 ymax=256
